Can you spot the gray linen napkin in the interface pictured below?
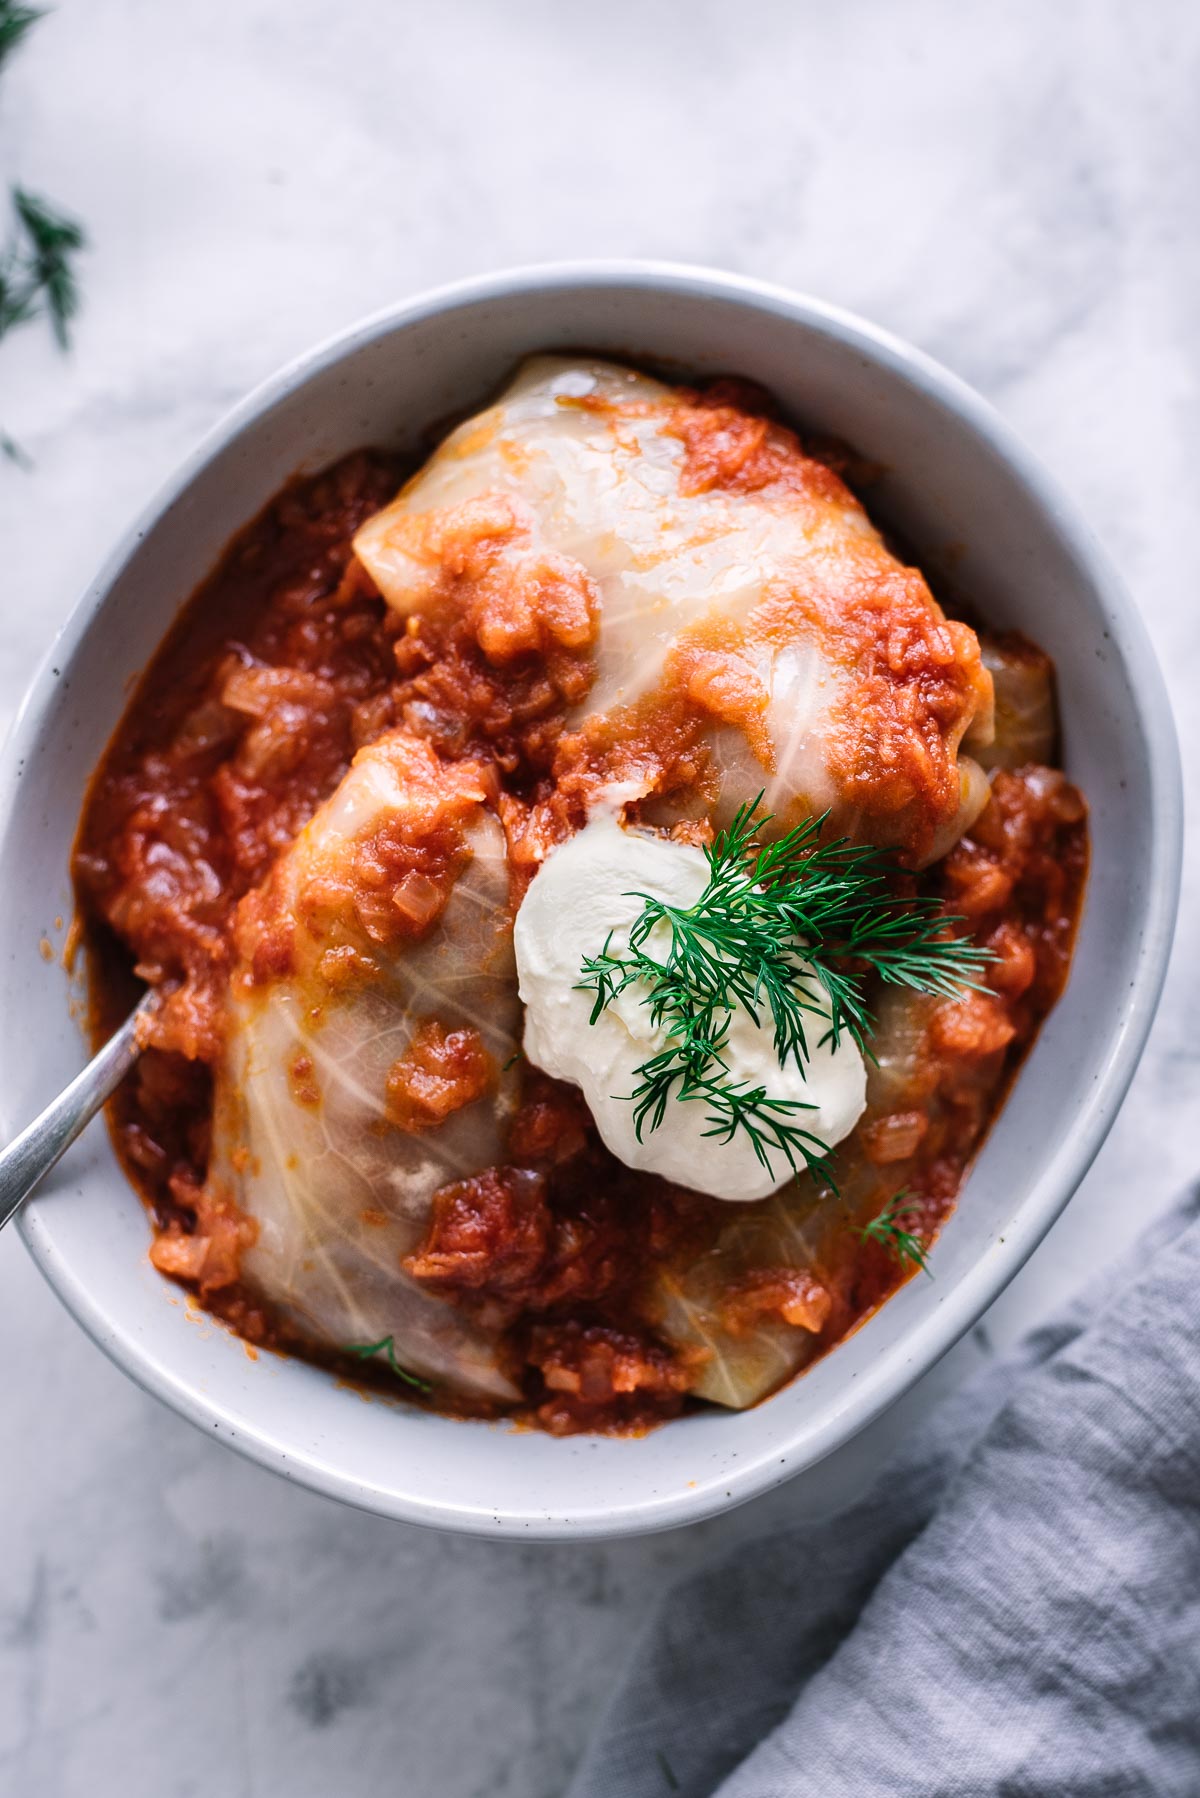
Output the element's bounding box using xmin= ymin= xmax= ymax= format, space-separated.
xmin=567 ymin=1186 xmax=1200 ymax=1798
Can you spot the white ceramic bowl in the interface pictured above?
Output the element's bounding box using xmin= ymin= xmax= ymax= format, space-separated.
xmin=1 ymin=264 xmax=1181 ymax=1539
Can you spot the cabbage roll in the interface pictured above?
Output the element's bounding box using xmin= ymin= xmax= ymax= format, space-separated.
xmin=354 ymin=357 xmax=994 ymax=866
xmin=977 ymin=634 xmax=1057 ymax=771
xmin=199 ymin=367 xmax=1025 ymax=1409
xmin=655 ymin=989 xmax=936 ymax=1408
xmin=208 ymin=730 xmax=522 ymax=1400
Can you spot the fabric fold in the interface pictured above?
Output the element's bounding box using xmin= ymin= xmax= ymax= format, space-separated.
xmin=568 ymin=1188 xmax=1200 ymax=1798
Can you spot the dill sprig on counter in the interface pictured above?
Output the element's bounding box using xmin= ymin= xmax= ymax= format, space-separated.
xmin=579 ymin=797 xmax=992 ymax=1182
xmin=0 ymin=3 xmax=87 ymax=463
xmin=858 ymin=1194 xmax=933 ymax=1276
xmin=5 ymin=187 xmax=84 ymax=347
xmin=0 ymin=1 xmax=40 ymax=71
xmin=343 ymin=1334 xmax=433 ymax=1394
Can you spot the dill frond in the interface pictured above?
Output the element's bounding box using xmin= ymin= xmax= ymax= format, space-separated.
xmin=578 ymin=797 xmax=992 ymax=1182
xmin=343 ymin=1334 xmax=433 ymax=1393
xmin=1 ymin=6 xmax=89 ymax=459
xmin=857 ymin=1193 xmax=933 ymax=1276
xmin=0 ymin=2 xmax=41 ymax=73
xmin=11 ymin=187 xmax=84 ymax=347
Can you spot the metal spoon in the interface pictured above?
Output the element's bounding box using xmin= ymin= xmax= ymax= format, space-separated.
xmin=0 ymin=990 xmax=156 ymax=1232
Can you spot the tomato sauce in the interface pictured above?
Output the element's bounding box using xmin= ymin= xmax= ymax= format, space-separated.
xmin=75 ymin=423 xmax=1087 ymax=1435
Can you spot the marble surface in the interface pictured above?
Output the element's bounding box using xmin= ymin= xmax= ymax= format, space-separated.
xmin=1 ymin=2 xmax=1197 ymax=1793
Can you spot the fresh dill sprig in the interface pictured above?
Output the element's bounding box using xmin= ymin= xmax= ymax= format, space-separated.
xmin=0 ymin=2 xmax=41 ymax=73
xmin=624 ymin=1038 xmax=836 ymax=1185
xmin=858 ymin=1193 xmax=933 ymax=1277
xmin=582 ymin=898 xmax=834 ymax=1182
xmin=0 ymin=429 xmax=32 ymax=469
xmin=10 ymin=187 xmax=84 ymax=347
xmin=343 ymin=1334 xmax=432 ymax=1394
xmin=0 ymin=5 xmax=88 ymax=465
xmin=578 ymin=796 xmax=991 ymax=1180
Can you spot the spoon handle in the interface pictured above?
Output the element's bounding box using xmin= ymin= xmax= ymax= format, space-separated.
xmin=0 ymin=994 xmax=152 ymax=1232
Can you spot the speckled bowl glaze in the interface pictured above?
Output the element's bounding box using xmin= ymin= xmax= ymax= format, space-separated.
xmin=0 ymin=264 xmax=1181 ymax=1538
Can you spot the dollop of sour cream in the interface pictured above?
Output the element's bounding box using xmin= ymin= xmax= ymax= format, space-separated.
xmin=513 ymin=816 xmax=867 ymax=1202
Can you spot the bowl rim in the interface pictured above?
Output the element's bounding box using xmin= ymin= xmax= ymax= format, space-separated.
xmin=8 ymin=259 xmax=1183 ymax=1538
